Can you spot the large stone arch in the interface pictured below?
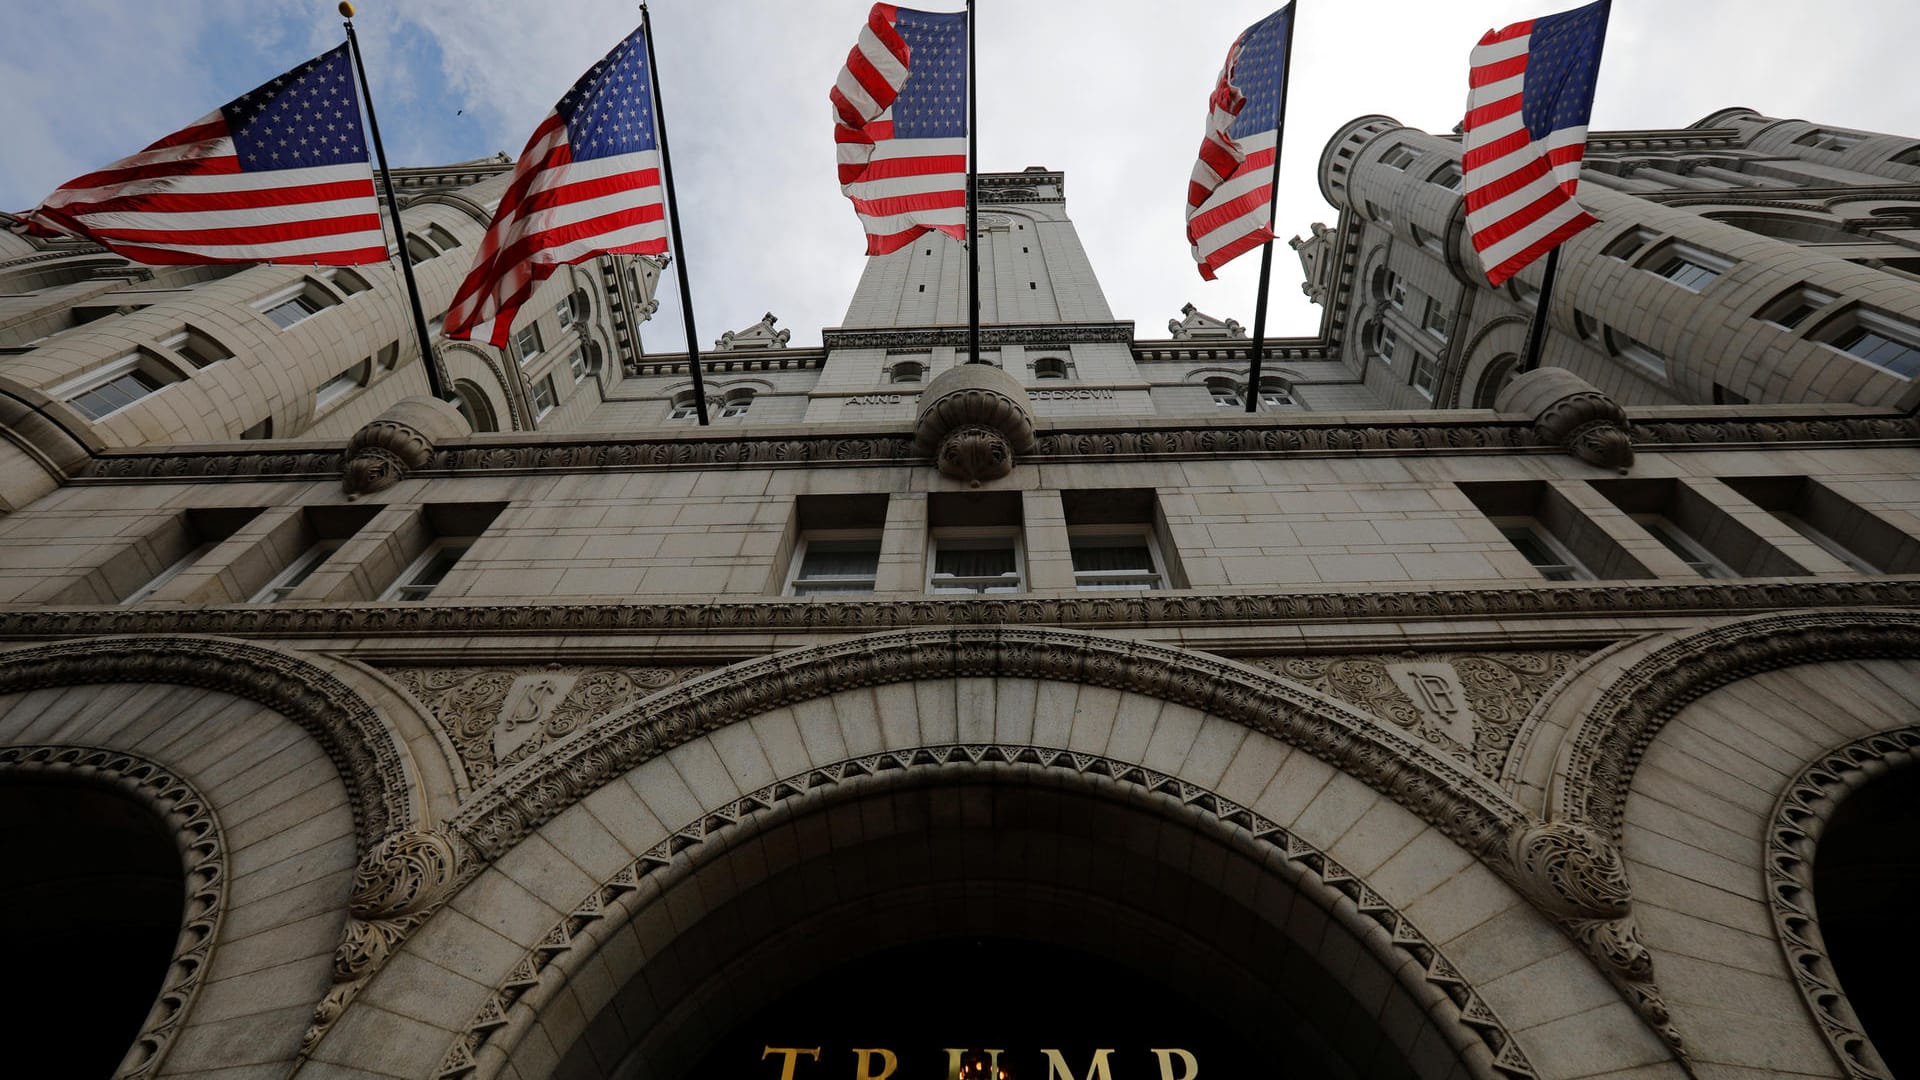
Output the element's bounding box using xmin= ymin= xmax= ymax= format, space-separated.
xmin=306 ymin=642 xmax=1682 ymax=1080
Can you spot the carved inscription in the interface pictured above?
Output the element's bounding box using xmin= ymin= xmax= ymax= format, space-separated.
xmin=1028 ymin=388 xmax=1116 ymax=401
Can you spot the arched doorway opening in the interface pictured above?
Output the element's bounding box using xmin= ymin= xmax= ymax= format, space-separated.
xmin=0 ymin=775 xmax=185 ymax=1076
xmin=452 ymin=378 xmax=501 ymax=433
xmin=510 ymin=764 xmax=1485 ymax=1080
xmin=1814 ymin=761 xmax=1920 ymax=1078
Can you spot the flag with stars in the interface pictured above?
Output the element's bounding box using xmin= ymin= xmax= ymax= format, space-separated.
xmin=1186 ymin=5 xmax=1295 ymax=281
xmin=1462 ymin=0 xmax=1611 ymax=286
xmin=16 ymin=44 xmax=384 ymax=265
xmin=445 ymin=25 xmax=667 ymax=347
xmin=831 ymin=4 xmax=968 ymax=256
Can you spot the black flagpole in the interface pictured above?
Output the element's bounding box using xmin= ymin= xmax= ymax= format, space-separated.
xmin=640 ymin=3 xmax=711 ymax=424
xmin=965 ymin=0 xmax=982 ymax=365
xmin=340 ymin=3 xmax=450 ymax=402
xmin=1244 ymin=3 xmax=1297 ymax=414
xmin=1518 ymin=244 xmax=1563 ymax=373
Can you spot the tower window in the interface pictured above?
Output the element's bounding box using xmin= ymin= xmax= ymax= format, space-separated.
xmin=718 ymin=389 xmax=755 ymax=418
xmin=1033 ymin=357 xmax=1068 ymax=380
xmin=1205 ymin=376 xmax=1243 ymax=407
xmin=1607 ymin=329 xmax=1670 ymax=381
xmin=1257 ymin=378 xmax=1295 ymax=408
xmin=315 ymin=358 xmax=372 ymax=413
xmin=425 ymin=223 xmax=462 ymax=250
xmin=60 ymin=356 xmax=178 ymax=420
xmin=668 ymin=391 xmax=700 ymax=420
xmin=1421 ymin=296 xmax=1451 ymax=340
xmin=890 ymin=360 xmax=925 ymax=384
xmin=1794 ymin=129 xmax=1863 ymax=152
xmin=1428 ymin=162 xmax=1464 ymax=191
xmin=1411 ymin=353 xmax=1440 ymax=399
xmin=514 ymin=324 xmax=543 ymax=367
xmin=1825 ymin=316 xmax=1920 ymax=379
xmin=531 ymin=373 xmax=558 ymax=418
xmin=1380 ymin=144 xmax=1420 ymax=170
xmin=255 ymin=279 xmax=338 ymax=329
xmin=1645 ymin=244 xmax=1729 ymax=291
xmin=1759 ymin=285 xmax=1836 ymax=330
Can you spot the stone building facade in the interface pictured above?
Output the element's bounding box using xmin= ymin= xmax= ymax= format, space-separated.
xmin=1 ymin=110 xmax=1918 ymax=1080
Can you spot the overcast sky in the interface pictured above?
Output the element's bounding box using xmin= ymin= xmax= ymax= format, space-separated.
xmin=3 ymin=1 xmax=1915 ymax=346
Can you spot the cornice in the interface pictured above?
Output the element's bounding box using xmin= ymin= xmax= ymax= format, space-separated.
xmin=71 ymin=410 xmax=1920 ymax=483
xmin=821 ymin=322 xmax=1136 ymax=349
xmin=4 ymin=579 xmax=1919 ymax=642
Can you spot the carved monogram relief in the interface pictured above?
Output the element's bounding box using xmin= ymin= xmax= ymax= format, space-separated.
xmin=385 ymin=665 xmax=711 ymax=786
xmin=1251 ymin=651 xmax=1584 ymax=781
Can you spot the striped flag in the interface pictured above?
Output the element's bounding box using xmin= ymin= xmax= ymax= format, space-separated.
xmin=1186 ymin=5 xmax=1295 ymax=281
xmin=1462 ymin=0 xmax=1611 ymax=287
xmin=16 ymin=44 xmax=384 ymax=265
xmin=445 ymin=26 xmax=668 ymax=347
xmin=832 ymin=4 xmax=968 ymax=256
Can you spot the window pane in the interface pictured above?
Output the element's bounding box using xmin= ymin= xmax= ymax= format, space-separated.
xmin=935 ymin=546 xmax=1015 ymax=578
xmin=1070 ymin=544 xmax=1153 ymax=574
xmin=799 ymin=542 xmax=880 ymax=579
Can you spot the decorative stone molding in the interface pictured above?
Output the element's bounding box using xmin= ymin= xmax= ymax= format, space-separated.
xmin=0 ymin=636 xmax=419 ymax=850
xmin=913 ymin=364 xmax=1039 ymax=485
xmin=1766 ymin=727 xmax=1919 ymax=1080
xmin=1168 ymin=302 xmax=1247 ymax=339
xmin=714 ymin=312 xmax=791 ymax=351
xmin=434 ymin=748 xmax=1539 ymax=1080
xmin=0 ymin=745 xmax=224 ymax=1080
xmin=73 ymin=411 xmax=1920 ymax=483
xmin=6 ymin=579 xmax=1920 ymax=642
xmin=301 ymin=827 xmax=476 ymax=1059
xmin=1496 ymin=367 xmax=1634 ymax=471
xmin=1290 ymin=222 xmax=1337 ymax=304
xmin=821 ymin=322 xmax=1134 ymax=350
xmin=343 ymin=396 xmax=472 ymax=495
xmin=445 ymin=627 xmax=1522 ymax=871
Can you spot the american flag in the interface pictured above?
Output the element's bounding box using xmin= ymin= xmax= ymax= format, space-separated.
xmin=1462 ymin=0 xmax=1611 ymax=287
xmin=1186 ymin=5 xmax=1294 ymax=281
xmin=17 ymin=44 xmax=384 ymax=265
xmin=445 ymin=26 xmax=667 ymax=347
xmin=832 ymin=4 xmax=968 ymax=256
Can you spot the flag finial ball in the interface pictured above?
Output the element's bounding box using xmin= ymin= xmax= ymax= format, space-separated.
xmin=338 ymin=2 xmax=355 ymax=17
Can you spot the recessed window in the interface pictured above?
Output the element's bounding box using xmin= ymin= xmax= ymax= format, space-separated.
xmin=889 ymin=360 xmax=925 ymax=384
xmin=425 ymin=223 xmax=461 ymax=251
xmin=1820 ymin=310 xmax=1920 ymax=379
xmin=157 ymin=327 xmax=231 ymax=370
xmin=1411 ymin=353 xmax=1440 ymax=399
xmin=1206 ymin=377 xmax=1243 ymax=408
xmin=327 ymin=268 xmax=372 ymax=296
xmin=376 ymin=341 xmax=400 ymax=370
xmin=1371 ymin=323 xmax=1399 ymax=366
xmin=381 ymin=539 xmax=472 ymax=601
xmin=1033 ymin=357 xmax=1069 ymax=380
xmin=60 ymin=357 xmax=176 ymax=420
xmin=1069 ymin=531 xmax=1165 ymax=591
xmin=1633 ymin=514 xmax=1734 ymax=577
xmin=240 ymin=417 xmax=273 ymax=440
xmin=718 ymin=389 xmax=754 ymax=419
xmin=786 ymin=535 xmax=882 ymax=596
xmin=1380 ymin=144 xmax=1419 ymax=170
xmin=1421 ymin=296 xmax=1451 ymax=340
xmin=531 ymin=373 xmax=558 ymax=418
xmin=1603 ymin=228 xmax=1658 ymax=261
xmin=1607 ymin=329 xmax=1669 ymax=381
xmin=1759 ymin=285 xmax=1836 ymax=330
xmin=124 ymin=541 xmax=217 ymax=605
xmin=1257 ymin=378 xmax=1295 ymax=408
xmin=1365 ymin=200 xmax=1393 ymax=227
xmin=515 ymin=324 xmax=543 ymax=367
xmin=668 ymin=391 xmax=700 ymax=420
xmin=1893 ymin=146 xmax=1920 ymax=167
xmin=256 ymin=279 xmax=336 ymax=330
xmin=568 ymin=348 xmax=589 ymax=383
xmin=929 ymin=533 xmax=1023 ymax=594
xmin=1428 ymin=162 xmax=1464 ymax=192
xmin=556 ymin=296 xmax=576 ymax=330
xmin=1495 ymin=519 xmax=1591 ymax=581
xmin=251 ymin=539 xmax=343 ymax=602
xmin=1794 ymin=129 xmax=1863 ymax=152
xmin=1644 ymin=244 xmax=1729 ymax=291
xmin=1372 ymin=266 xmax=1408 ymax=310
xmin=315 ymin=358 xmax=371 ymax=412
xmin=404 ymin=234 xmax=438 ymax=264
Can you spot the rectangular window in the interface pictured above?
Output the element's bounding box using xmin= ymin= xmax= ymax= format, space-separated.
xmin=1591 ymin=477 xmax=1804 ymax=578
xmin=1421 ymin=296 xmax=1451 ymax=340
xmin=568 ymin=348 xmax=588 ymax=382
xmin=1635 ymin=514 xmax=1735 ymax=577
xmin=1428 ymin=162 xmax=1464 ymax=191
xmin=1365 ymin=200 xmax=1393 ymax=227
xmin=1062 ymin=489 xmax=1178 ymax=591
xmin=1609 ymin=329 xmax=1669 ymax=381
xmin=1411 ymin=352 xmax=1440 ymax=399
xmin=515 ymin=324 xmax=543 ymax=366
xmin=556 ymin=298 xmax=576 ymax=330
xmin=1794 ymin=129 xmax=1863 ymax=152
xmin=1603 ymin=228 xmax=1657 ymax=261
xmin=314 ymin=359 xmax=370 ymax=412
xmin=1723 ymin=475 xmax=1920 ymax=574
xmin=786 ymin=536 xmax=882 ymax=596
xmin=255 ymin=279 xmax=337 ymax=330
xmin=1495 ymin=519 xmax=1591 ymax=581
xmin=1381 ymin=144 xmax=1419 ymax=170
xmin=1646 ymin=245 xmax=1727 ymax=291
xmin=125 ymin=541 xmax=219 ymax=604
xmin=382 ymin=539 xmax=473 ymax=601
xmin=1759 ymin=285 xmax=1836 ymax=330
xmin=928 ymin=534 xmax=1023 ymax=593
xmin=160 ymin=327 xmax=232 ymax=369
xmin=1823 ymin=312 xmax=1920 ymax=379
xmin=425 ymin=223 xmax=461 ymax=251
xmin=326 ymin=268 xmax=372 ymax=296
xmin=251 ymin=539 xmax=344 ymax=602
xmin=1461 ymin=480 xmax=1652 ymax=581
xmin=63 ymin=361 xmax=170 ymax=420
xmin=531 ymin=373 xmax=558 ymax=417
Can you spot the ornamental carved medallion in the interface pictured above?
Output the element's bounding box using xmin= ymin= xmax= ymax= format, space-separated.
xmin=385 ymin=665 xmax=710 ymax=787
xmin=1251 ymin=651 xmax=1583 ymax=781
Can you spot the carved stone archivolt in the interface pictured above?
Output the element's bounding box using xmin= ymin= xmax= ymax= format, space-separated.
xmin=913 ymin=364 xmax=1039 ymax=485
xmin=433 ymin=749 xmax=1540 ymax=1080
xmin=343 ymin=396 xmax=472 ymax=496
xmin=0 ymin=745 xmax=225 ymax=1080
xmin=1497 ymin=366 xmax=1634 ymax=471
xmin=385 ymin=664 xmax=711 ymax=788
xmin=1766 ymin=727 xmax=1920 ymax=1080
xmin=1252 ymin=651 xmax=1583 ymax=782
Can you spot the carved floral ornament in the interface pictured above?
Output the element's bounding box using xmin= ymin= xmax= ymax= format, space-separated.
xmin=0 ymin=746 xmax=225 ymax=1080
xmin=912 ymin=364 xmax=1039 ymax=485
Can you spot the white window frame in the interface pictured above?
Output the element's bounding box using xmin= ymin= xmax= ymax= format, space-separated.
xmin=927 ymin=529 xmax=1025 ymax=595
xmin=254 ymin=279 xmax=335 ymax=330
xmin=315 ymin=358 xmax=371 ymax=413
xmin=556 ymin=295 xmax=576 ymax=331
xmin=1373 ymin=324 xmax=1400 ymax=367
xmin=1428 ymin=162 xmax=1464 ymax=191
xmin=1067 ymin=526 xmax=1166 ymax=592
xmin=515 ymin=323 xmax=544 ymax=367
xmin=53 ymin=354 xmax=177 ymax=421
xmin=668 ymin=393 xmax=701 ymax=421
xmin=124 ymin=540 xmax=217 ymax=604
xmin=380 ymin=538 xmax=473 ymax=601
xmin=1642 ymin=243 xmax=1729 ymax=292
xmin=160 ymin=327 xmax=231 ymax=369
xmin=889 ymin=360 xmax=925 ymax=384
xmin=1380 ymin=144 xmax=1420 ymax=171
xmin=1206 ymin=377 xmax=1243 ymax=407
xmin=1411 ymin=352 xmax=1440 ymax=399
xmin=531 ymin=373 xmax=558 ymax=418
xmin=1759 ymin=285 xmax=1836 ymax=330
xmin=568 ymin=347 xmax=589 ymax=383
xmin=718 ymin=391 xmax=754 ymax=419
xmin=1421 ymin=296 xmax=1451 ymax=340
xmin=250 ymin=539 xmax=343 ymax=603
xmin=783 ymin=530 xmax=884 ymax=597
xmin=1492 ymin=517 xmax=1592 ymax=581
xmin=1819 ymin=308 xmax=1920 ymax=379
xmin=1607 ymin=329 xmax=1670 ymax=381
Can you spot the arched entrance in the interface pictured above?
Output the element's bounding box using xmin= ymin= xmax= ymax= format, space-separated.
xmin=1814 ymin=759 xmax=1920 ymax=1078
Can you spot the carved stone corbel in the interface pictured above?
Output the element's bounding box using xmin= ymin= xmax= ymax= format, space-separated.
xmin=1496 ymin=367 xmax=1634 ymax=471
xmin=342 ymin=396 xmax=471 ymax=496
xmin=299 ymin=827 xmax=475 ymax=1058
xmin=1509 ymin=820 xmax=1688 ymax=1063
xmin=912 ymin=364 xmax=1039 ymax=486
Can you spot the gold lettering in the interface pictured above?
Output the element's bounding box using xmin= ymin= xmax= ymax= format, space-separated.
xmin=761 ymin=1047 xmax=821 ymax=1080
xmin=945 ymin=1048 xmax=1005 ymax=1080
xmin=1041 ymin=1049 xmax=1114 ymax=1080
xmin=1151 ymin=1049 xmax=1198 ymax=1080
xmin=852 ymin=1049 xmax=898 ymax=1080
